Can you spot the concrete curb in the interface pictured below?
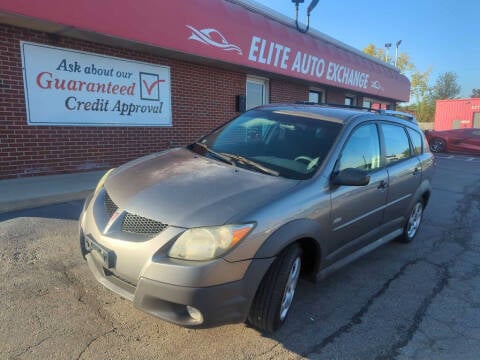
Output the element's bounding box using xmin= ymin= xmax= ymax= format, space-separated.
xmin=0 ymin=170 xmax=105 ymax=215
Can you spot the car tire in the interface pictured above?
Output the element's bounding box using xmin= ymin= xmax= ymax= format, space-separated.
xmin=398 ymin=200 xmax=424 ymax=243
xmin=247 ymin=244 xmax=302 ymax=333
xmin=429 ymin=138 xmax=446 ymax=153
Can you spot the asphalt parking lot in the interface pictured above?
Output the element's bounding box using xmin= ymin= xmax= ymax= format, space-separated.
xmin=1 ymin=154 xmax=480 ymax=360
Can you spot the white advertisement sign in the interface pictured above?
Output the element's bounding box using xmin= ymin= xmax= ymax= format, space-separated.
xmin=21 ymin=42 xmax=172 ymax=126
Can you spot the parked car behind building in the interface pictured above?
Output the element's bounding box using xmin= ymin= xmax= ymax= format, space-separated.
xmin=425 ymin=128 xmax=480 ymax=154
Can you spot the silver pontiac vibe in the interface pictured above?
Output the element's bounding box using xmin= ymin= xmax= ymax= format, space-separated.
xmin=79 ymin=104 xmax=434 ymax=332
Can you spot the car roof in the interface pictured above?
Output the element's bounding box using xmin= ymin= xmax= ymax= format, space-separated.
xmin=257 ymin=104 xmax=373 ymax=123
xmin=256 ymin=103 xmax=417 ymax=126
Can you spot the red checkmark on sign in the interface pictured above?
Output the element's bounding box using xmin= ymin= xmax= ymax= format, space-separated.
xmin=142 ymin=79 xmax=165 ymax=95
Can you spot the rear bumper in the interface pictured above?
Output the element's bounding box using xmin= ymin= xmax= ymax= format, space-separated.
xmin=81 ymin=232 xmax=273 ymax=327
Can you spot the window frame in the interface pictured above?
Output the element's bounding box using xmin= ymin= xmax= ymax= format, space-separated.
xmin=362 ymin=98 xmax=373 ymax=109
xmin=344 ymin=94 xmax=356 ymax=107
xmin=246 ymin=75 xmax=269 ymax=110
xmin=309 ymin=89 xmax=325 ymax=104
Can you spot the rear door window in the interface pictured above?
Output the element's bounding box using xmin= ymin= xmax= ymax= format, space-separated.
xmin=407 ymin=128 xmax=423 ymax=155
xmin=381 ymin=124 xmax=411 ymax=165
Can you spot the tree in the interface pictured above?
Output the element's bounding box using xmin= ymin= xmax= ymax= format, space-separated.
xmin=471 ymin=89 xmax=480 ymax=98
xmin=394 ymin=52 xmax=414 ymax=74
xmin=410 ymin=67 xmax=432 ymax=103
xmin=415 ymin=96 xmax=436 ymax=123
xmin=363 ymin=44 xmax=385 ymax=60
xmin=431 ymin=72 xmax=461 ymax=100
xmin=362 ymin=44 xmax=414 ymax=74
xmin=406 ymin=67 xmax=435 ymax=122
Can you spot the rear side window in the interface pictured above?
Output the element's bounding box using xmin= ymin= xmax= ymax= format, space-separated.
xmin=381 ymin=124 xmax=411 ymax=165
xmin=407 ymin=128 xmax=423 ymax=155
xmin=339 ymin=124 xmax=381 ymax=172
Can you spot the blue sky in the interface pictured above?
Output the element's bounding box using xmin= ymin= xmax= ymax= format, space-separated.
xmin=255 ymin=0 xmax=478 ymax=99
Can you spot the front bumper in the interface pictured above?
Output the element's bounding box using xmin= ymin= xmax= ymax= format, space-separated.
xmin=79 ymin=208 xmax=273 ymax=327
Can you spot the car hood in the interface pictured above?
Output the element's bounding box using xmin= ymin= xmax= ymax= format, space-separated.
xmin=104 ymin=148 xmax=299 ymax=228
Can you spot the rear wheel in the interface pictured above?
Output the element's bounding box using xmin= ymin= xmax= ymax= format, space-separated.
xmin=398 ymin=201 xmax=424 ymax=243
xmin=247 ymin=244 xmax=302 ymax=332
xmin=429 ymin=138 xmax=446 ymax=153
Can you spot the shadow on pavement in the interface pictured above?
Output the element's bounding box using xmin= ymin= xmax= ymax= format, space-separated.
xmin=0 ymin=199 xmax=84 ymax=222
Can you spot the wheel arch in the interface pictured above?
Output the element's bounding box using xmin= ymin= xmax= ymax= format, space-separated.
xmin=421 ymin=189 xmax=431 ymax=208
xmin=253 ymin=219 xmax=324 ymax=280
xmin=404 ymin=180 xmax=431 ymax=222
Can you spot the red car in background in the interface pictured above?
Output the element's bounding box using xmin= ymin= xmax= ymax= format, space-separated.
xmin=425 ymin=128 xmax=480 ymax=155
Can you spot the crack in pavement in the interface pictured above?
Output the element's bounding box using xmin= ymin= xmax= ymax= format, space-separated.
xmin=75 ymin=328 xmax=116 ymax=360
xmin=375 ymin=265 xmax=450 ymax=360
xmin=253 ymin=342 xmax=282 ymax=359
xmin=57 ymin=263 xmax=114 ymax=326
xmin=379 ymin=178 xmax=480 ymax=358
xmin=301 ymin=259 xmax=421 ymax=357
xmin=12 ymin=336 xmax=51 ymax=359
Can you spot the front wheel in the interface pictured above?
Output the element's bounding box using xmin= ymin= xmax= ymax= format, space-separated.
xmin=398 ymin=201 xmax=424 ymax=243
xmin=429 ymin=138 xmax=446 ymax=153
xmin=247 ymin=244 xmax=302 ymax=333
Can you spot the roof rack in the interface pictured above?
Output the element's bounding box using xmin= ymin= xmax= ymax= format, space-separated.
xmin=378 ymin=109 xmax=418 ymax=123
xmin=295 ymin=101 xmax=381 ymax=113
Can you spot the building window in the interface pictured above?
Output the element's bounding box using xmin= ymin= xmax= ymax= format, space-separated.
xmin=345 ymin=95 xmax=356 ymax=106
xmin=246 ymin=76 xmax=269 ymax=110
xmin=363 ymin=98 xmax=373 ymax=108
xmin=309 ymin=90 xmax=325 ymax=104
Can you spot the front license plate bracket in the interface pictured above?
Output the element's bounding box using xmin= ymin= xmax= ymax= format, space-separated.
xmin=85 ymin=236 xmax=116 ymax=269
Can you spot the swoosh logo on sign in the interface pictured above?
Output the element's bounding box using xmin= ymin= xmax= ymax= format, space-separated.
xmin=371 ymin=80 xmax=384 ymax=91
xmin=186 ymin=25 xmax=243 ymax=55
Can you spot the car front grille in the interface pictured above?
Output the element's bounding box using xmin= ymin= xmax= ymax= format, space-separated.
xmin=104 ymin=192 xmax=118 ymax=218
xmin=104 ymin=191 xmax=168 ymax=236
xmin=122 ymin=213 xmax=168 ymax=235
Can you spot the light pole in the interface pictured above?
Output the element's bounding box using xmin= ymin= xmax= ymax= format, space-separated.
xmin=395 ymin=40 xmax=402 ymax=67
xmin=291 ymin=0 xmax=320 ymax=34
xmin=384 ymin=43 xmax=392 ymax=63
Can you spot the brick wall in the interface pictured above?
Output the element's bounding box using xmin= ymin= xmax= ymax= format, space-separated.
xmin=326 ymin=87 xmax=348 ymax=105
xmin=270 ymin=79 xmax=308 ymax=104
xmin=0 ymin=25 xmax=247 ymax=179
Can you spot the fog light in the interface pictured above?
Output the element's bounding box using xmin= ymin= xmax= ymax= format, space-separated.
xmin=186 ymin=306 xmax=203 ymax=323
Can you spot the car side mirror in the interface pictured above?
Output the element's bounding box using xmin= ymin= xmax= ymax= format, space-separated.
xmin=332 ymin=168 xmax=370 ymax=186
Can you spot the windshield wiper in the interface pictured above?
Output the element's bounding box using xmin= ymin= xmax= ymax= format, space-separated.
xmin=193 ymin=142 xmax=235 ymax=165
xmin=221 ymin=153 xmax=279 ymax=176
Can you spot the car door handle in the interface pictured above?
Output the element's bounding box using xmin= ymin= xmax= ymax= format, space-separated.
xmin=377 ymin=180 xmax=388 ymax=190
xmin=412 ymin=167 xmax=421 ymax=176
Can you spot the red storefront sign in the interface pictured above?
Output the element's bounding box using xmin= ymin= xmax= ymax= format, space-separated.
xmin=0 ymin=0 xmax=410 ymax=101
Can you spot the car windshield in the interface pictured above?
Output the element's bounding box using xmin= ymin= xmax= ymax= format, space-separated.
xmin=190 ymin=109 xmax=342 ymax=180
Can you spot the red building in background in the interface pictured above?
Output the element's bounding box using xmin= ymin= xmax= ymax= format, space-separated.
xmin=435 ymin=98 xmax=480 ymax=130
xmin=0 ymin=0 xmax=410 ymax=179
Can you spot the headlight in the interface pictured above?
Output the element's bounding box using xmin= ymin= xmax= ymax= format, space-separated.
xmin=168 ymin=223 xmax=255 ymax=261
xmin=94 ymin=168 xmax=115 ymax=193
